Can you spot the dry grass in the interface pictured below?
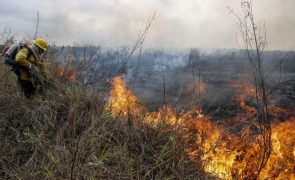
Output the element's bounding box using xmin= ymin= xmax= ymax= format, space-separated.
xmin=0 ymin=63 xmax=207 ymax=179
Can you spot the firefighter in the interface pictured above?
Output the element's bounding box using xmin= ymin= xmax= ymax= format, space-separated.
xmin=15 ymin=38 xmax=49 ymax=99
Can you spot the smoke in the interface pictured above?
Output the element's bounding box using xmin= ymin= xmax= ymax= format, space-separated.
xmin=0 ymin=0 xmax=295 ymax=50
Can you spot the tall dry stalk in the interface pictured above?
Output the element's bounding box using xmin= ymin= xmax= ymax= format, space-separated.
xmin=235 ymin=0 xmax=272 ymax=178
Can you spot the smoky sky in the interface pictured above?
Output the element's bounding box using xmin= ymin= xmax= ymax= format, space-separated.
xmin=0 ymin=0 xmax=295 ymax=50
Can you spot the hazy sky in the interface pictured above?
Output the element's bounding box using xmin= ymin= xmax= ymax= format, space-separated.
xmin=1 ymin=0 xmax=294 ymax=50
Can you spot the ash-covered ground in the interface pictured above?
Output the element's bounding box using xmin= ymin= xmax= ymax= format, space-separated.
xmin=50 ymin=46 xmax=295 ymax=114
xmin=124 ymin=49 xmax=295 ymax=112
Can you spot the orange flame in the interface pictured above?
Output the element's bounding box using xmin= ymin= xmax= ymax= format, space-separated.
xmin=106 ymin=76 xmax=145 ymax=119
xmin=197 ymin=80 xmax=206 ymax=94
xmin=230 ymin=80 xmax=257 ymax=113
xmin=56 ymin=66 xmax=79 ymax=81
xmin=107 ymin=76 xmax=295 ymax=179
xmin=187 ymin=80 xmax=206 ymax=98
xmin=260 ymin=117 xmax=295 ymax=179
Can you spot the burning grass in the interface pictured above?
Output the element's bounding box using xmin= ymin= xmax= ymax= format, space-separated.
xmin=106 ymin=76 xmax=145 ymax=119
xmin=0 ymin=59 xmax=294 ymax=179
xmin=0 ymin=64 xmax=203 ymax=179
xmin=108 ymin=75 xmax=295 ymax=180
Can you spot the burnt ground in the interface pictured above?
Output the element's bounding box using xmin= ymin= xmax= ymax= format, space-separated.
xmin=127 ymin=58 xmax=295 ymax=120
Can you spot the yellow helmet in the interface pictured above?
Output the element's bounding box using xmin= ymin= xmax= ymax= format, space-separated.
xmin=33 ymin=38 xmax=48 ymax=51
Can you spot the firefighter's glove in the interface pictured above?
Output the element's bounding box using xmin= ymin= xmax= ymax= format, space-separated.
xmin=29 ymin=64 xmax=39 ymax=73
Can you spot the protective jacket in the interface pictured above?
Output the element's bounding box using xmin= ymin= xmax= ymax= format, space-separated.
xmin=15 ymin=47 xmax=48 ymax=81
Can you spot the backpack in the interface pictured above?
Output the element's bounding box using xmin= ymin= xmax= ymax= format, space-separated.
xmin=2 ymin=43 xmax=33 ymax=76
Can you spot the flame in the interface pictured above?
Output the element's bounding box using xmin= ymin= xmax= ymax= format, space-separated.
xmin=57 ymin=67 xmax=65 ymax=76
xmin=106 ymin=76 xmax=145 ymax=118
xmin=260 ymin=117 xmax=295 ymax=179
xmin=56 ymin=66 xmax=79 ymax=81
xmin=145 ymin=105 xmax=180 ymax=126
xmin=107 ymin=76 xmax=295 ymax=179
xmin=230 ymin=80 xmax=257 ymax=113
xmin=197 ymin=80 xmax=206 ymax=94
xmin=187 ymin=80 xmax=206 ymax=98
